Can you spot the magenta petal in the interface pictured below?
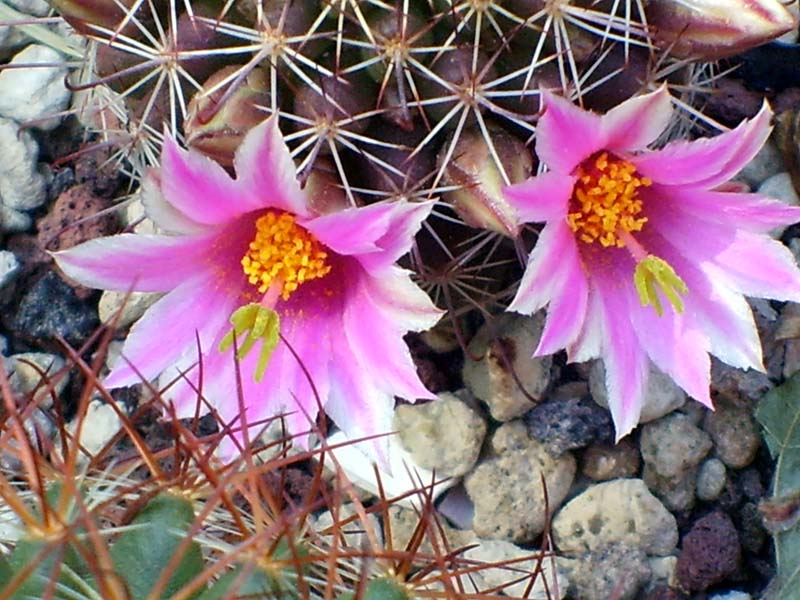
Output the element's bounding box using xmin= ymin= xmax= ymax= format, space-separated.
xmin=161 ymin=137 xmax=255 ymax=225
xmin=503 ymin=171 xmax=576 ymax=224
xmin=304 ymin=202 xmax=396 ymax=256
xmin=53 ymin=233 xmax=215 ymax=292
xmin=509 ymin=221 xmax=579 ymax=315
xmin=567 ymin=286 xmax=604 ymax=363
xmin=233 ymin=116 xmax=311 ymax=217
xmin=628 ymin=287 xmax=713 ymax=407
xmin=535 ymin=248 xmax=589 ymax=356
xmin=105 ymin=272 xmax=239 ymax=388
xmin=140 ymin=171 xmax=208 ymax=234
xmin=631 ymin=103 xmax=773 ymax=189
xmin=655 ymin=186 xmax=800 ymax=233
xmin=360 ymin=200 xmax=435 ymax=270
xmin=536 ymin=91 xmax=606 ymax=174
xmin=602 ymin=87 xmax=673 ymax=151
xmin=344 ymin=267 xmax=435 ymax=401
xmin=593 ymin=262 xmax=649 ymax=439
xmin=360 ymin=265 xmax=444 ymax=332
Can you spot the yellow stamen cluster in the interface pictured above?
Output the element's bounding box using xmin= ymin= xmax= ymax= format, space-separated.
xmin=567 ymin=152 xmax=652 ymax=247
xmin=242 ymin=211 xmax=331 ymax=300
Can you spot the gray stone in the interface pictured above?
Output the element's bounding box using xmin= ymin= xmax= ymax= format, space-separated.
xmin=4 ymin=0 xmax=51 ymax=16
xmin=98 ymin=290 xmax=162 ymax=329
xmin=0 ymin=117 xmax=46 ymax=211
xmin=0 ymin=250 xmax=20 ymax=289
xmin=703 ymin=403 xmax=761 ymax=469
xmin=0 ymin=407 xmax=54 ymax=471
xmin=464 ymin=421 xmax=575 ymax=542
xmin=580 ymin=438 xmax=641 ymax=481
xmin=643 ymin=463 xmax=699 ymax=512
xmin=696 ymin=458 xmax=728 ymax=502
xmin=711 ymin=357 xmax=773 ymax=403
xmin=552 ymin=478 xmax=678 ymax=556
xmin=649 ymin=555 xmax=677 ymax=587
xmin=386 ymin=504 xmax=476 ymax=558
xmin=394 ymin=392 xmax=485 ymax=478
xmin=463 ymin=313 xmax=552 ymax=421
xmin=737 ymin=140 xmax=784 ymax=187
xmin=709 ymin=593 xmax=752 ymax=600
xmin=0 ymin=204 xmax=32 ymax=232
xmin=314 ymin=503 xmax=383 ymax=551
xmin=462 ymin=539 xmax=568 ymax=599
xmin=590 ymin=360 xmax=686 ymax=424
xmin=757 ymin=172 xmax=800 ymax=238
xmin=640 ymin=413 xmax=712 ymax=479
xmin=0 ymin=45 xmax=71 ymax=130
xmin=564 ymin=543 xmax=651 ymax=600
xmin=6 ymin=351 xmax=68 ymax=408
xmin=67 ymin=399 xmax=122 ymax=462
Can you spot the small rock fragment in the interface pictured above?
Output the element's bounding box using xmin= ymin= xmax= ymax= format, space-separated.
xmin=6 ymin=352 xmax=68 ymax=408
xmin=696 ymin=458 xmax=728 ymax=502
xmin=703 ymin=403 xmax=761 ymax=469
xmin=98 ymin=290 xmax=161 ymax=329
xmin=565 ymin=543 xmax=651 ymax=600
xmin=67 ymin=398 xmax=122 ymax=461
xmin=394 ymin=392 xmax=486 ymax=478
xmin=463 ymin=313 xmax=552 ymax=421
xmin=581 ymin=438 xmax=641 ymax=481
xmin=0 ymin=44 xmax=71 ymax=130
xmin=552 ymin=478 xmax=678 ymax=556
xmin=465 ymin=421 xmax=575 ymax=542
xmin=0 ymin=117 xmax=46 ymax=212
xmin=676 ymin=511 xmax=741 ymax=592
xmin=0 ymin=250 xmax=20 ymax=289
xmin=736 ymin=140 xmax=785 ymax=187
xmin=590 ymin=361 xmax=686 ymax=423
xmin=640 ymin=413 xmax=713 ymax=479
xmin=37 ymin=184 xmax=117 ymax=253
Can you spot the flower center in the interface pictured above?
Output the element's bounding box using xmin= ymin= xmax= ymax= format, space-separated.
xmin=241 ymin=211 xmax=331 ymax=301
xmin=566 ymin=152 xmax=652 ymax=248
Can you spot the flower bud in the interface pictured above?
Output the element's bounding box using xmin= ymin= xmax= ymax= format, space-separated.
xmin=438 ymin=127 xmax=532 ymax=237
xmin=48 ymin=0 xmax=155 ymax=37
xmin=645 ymin=0 xmax=798 ymax=60
xmin=186 ymin=66 xmax=272 ymax=167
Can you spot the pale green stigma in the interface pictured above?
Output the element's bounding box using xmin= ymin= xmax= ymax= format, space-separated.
xmin=633 ymin=256 xmax=689 ymax=317
xmin=219 ymin=303 xmax=280 ymax=382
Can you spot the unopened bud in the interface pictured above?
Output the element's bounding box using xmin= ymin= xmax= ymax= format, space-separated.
xmin=645 ymin=0 xmax=798 ymax=60
xmin=186 ymin=66 xmax=272 ymax=167
xmin=48 ymin=0 xmax=152 ymax=36
xmin=439 ymin=127 xmax=532 ymax=237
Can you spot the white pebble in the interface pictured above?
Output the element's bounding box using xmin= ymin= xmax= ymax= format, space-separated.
xmin=0 ymin=44 xmax=71 ymax=130
xmin=757 ymin=172 xmax=800 ymax=239
xmin=0 ymin=117 xmax=46 ymax=211
xmin=0 ymin=250 xmax=20 ymax=289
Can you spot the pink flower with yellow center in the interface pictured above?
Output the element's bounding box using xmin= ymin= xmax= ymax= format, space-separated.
xmin=504 ymin=88 xmax=800 ymax=438
xmin=54 ymin=116 xmax=442 ymax=458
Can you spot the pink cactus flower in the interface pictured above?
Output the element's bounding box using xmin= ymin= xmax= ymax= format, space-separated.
xmin=504 ymin=88 xmax=800 ymax=439
xmin=54 ymin=116 xmax=442 ymax=458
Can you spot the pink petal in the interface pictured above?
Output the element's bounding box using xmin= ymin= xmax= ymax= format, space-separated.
xmin=655 ymin=186 xmax=800 ymax=233
xmin=631 ymin=102 xmax=773 ymax=189
xmin=535 ymin=90 xmax=606 ymax=174
xmin=360 ymin=200 xmax=435 ymax=270
xmin=161 ymin=137 xmax=256 ymax=225
xmin=503 ymin=171 xmax=576 ymax=224
xmin=233 ymin=116 xmax=312 ymax=217
xmin=593 ymin=259 xmax=650 ymax=439
xmin=304 ymin=202 xmax=396 ymax=256
xmin=567 ymin=286 xmax=604 ymax=363
xmin=140 ymin=170 xmax=208 ymax=235
xmin=628 ymin=286 xmax=713 ymax=408
xmin=602 ymin=86 xmax=673 ymax=151
xmin=344 ymin=264 xmax=435 ymax=401
xmin=509 ymin=221 xmax=580 ymax=315
xmin=642 ymin=230 xmax=763 ymax=371
xmin=53 ymin=233 xmax=216 ymax=292
xmin=535 ymin=233 xmax=590 ymax=355
xmin=105 ymin=271 xmax=240 ymax=388
xmin=647 ymin=199 xmax=800 ymax=302
xmin=360 ymin=265 xmax=444 ymax=332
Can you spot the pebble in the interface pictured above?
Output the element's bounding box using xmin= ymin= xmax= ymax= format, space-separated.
xmin=551 ymin=478 xmax=678 ymax=556
xmin=0 ymin=204 xmax=32 ymax=232
xmin=563 ymin=542 xmax=651 ymax=600
xmin=676 ymin=511 xmax=741 ymax=592
xmin=0 ymin=117 xmax=46 ymax=213
xmin=0 ymin=250 xmax=20 ymax=289
xmin=711 ymin=357 xmax=773 ymax=404
xmin=3 ymin=0 xmax=51 ymax=17
xmin=67 ymin=398 xmax=122 ymax=462
xmin=0 ymin=407 xmax=54 ymax=471
xmin=314 ymin=503 xmax=383 ymax=551
xmin=394 ymin=392 xmax=486 ymax=478
xmin=97 ymin=290 xmax=161 ymax=329
xmin=708 ymin=592 xmax=752 ymax=600
xmin=590 ymin=361 xmax=686 ymax=424
xmin=462 ymin=313 xmax=552 ymax=421
xmin=696 ymin=458 xmax=728 ymax=502
xmin=464 ymin=421 xmax=576 ymax=542
xmin=643 ymin=463 xmax=699 ymax=512
xmin=581 ymin=438 xmax=641 ymax=481
xmin=703 ymin=402 xmax=761 ymax=469
xmin=462 ymin=539 xmax=568 ymax=599
xmin=8 ymin=270 xmax=99 ymax=347
xmin=523 ymin=383 xmax=614 ymax=456
xmin=640 ymin=413 xmax=713 ymax=479
xmin=6 ymin=351 xmax=68 ymax=408
xmin=644 ymin=586 xmax=686 ymax=600
xmin=736 ymin=140 xmax=785 ymax=187
xmin=386 ymin=504 xmax=476 ymax=558
xmin=36 ymin=184 xmax=117 ymax=253
xmin=757 ymin=172 xmax=800 ymax=238
xmin=0 ymin=44 xmax=71 ymax=130
xmin=649 ymin=555 xmax=678 ymax=586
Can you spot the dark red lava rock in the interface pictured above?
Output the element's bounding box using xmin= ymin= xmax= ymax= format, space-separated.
xmin=676 ymin=511 xmax=742 ymax=592
xmin=643 ymin=585 xmax=686 ymax=600
xmin=37 ymin=184 xmax=118 ymax=254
